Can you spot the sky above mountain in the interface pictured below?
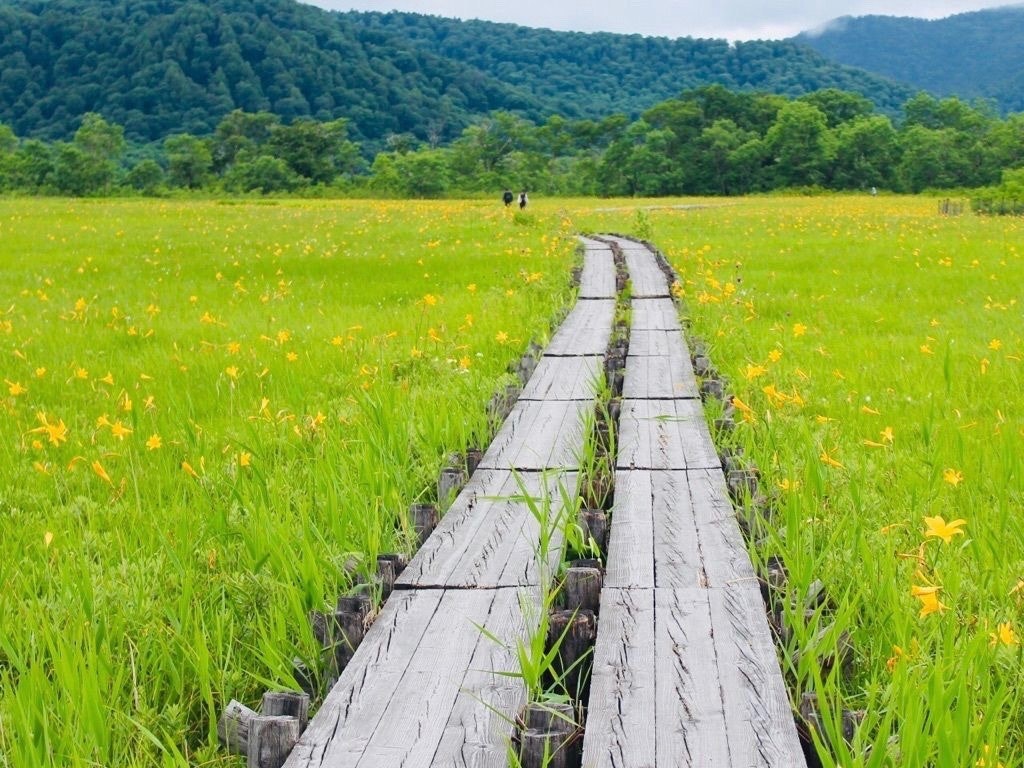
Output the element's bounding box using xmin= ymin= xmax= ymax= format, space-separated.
xmin=306 ymin=1 xmax=1016 ymax=41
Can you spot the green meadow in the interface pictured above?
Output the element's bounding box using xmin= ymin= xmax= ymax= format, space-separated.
xmin=0 ymin=199 xmax=576 ymax=766
xmin=2 ymin=195 xmax=1023 ymax=767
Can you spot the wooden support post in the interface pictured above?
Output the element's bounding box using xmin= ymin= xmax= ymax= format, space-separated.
xmin=700 ymin=377 xmax=725 ymax=402
xmin=561 ymin=561 xmax=603 ymax=614
xmin=727 ymin=467 xmax=760 ymax=503
xmin=578 ymin=509 xmax=609 ymax=555
xmin=376 ymin=553 xmax=406 ymax=602
xmin=547 ymin=609 xmax=597 ymax=696
xmin=217 ymin=699 xmax=256 ymax=754
xmin=693 ymin=355 xmax=713 ymax=377
xmin=261 ymin=691 xmax=309 ymax=733
xmin=248 ymin=715 xmax=300 ymax=768
xmin=437 ymin=467 xmax=467 ymax=510
xmin=291 ymin=657 xmax=316 ymax=699
xmin=465 ymin=447 xmax=483 ymax=476
xmin=519 ymin=701 xmax=579 ymax=768
xmin=333 ymin=593 xmax=372 ymax=672
xmin=410 ymin=502 xmax=439 ymax=545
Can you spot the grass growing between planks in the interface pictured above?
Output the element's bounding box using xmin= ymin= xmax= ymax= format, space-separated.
xmin=0 ymin=198 xmax=576 ymax=767
xmin=569 ymin=195 xmax=1024 ymax=767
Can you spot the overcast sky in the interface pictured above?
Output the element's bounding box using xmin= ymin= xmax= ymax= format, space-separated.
xmin=305 ymin=1 xmax=1017 ymax=41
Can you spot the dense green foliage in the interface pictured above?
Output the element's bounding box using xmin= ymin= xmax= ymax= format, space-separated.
xmin=0 ymin=0 xmax=917 ymax=147
xmin=3 ymin=87 xmax=1023 ymax=198
xmin=350 ymin=11 xmax=915 ymax=120
xmin=0 ymin=0 xmax=541 ymax=145
xmin=795 ymin=6 xmax=1024 ymax=114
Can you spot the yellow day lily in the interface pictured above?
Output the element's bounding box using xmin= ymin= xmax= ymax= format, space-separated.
xmin=923 ymin=515 xmax=967 ymax=544
xmin=911 ymin=584 xmax=948 ymax=618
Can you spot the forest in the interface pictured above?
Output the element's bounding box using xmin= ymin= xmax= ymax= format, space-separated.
xmin=2 ymin=86 xmax=1023 ymax=198
xmin=0 ymin=0 xmax=916 ymax=147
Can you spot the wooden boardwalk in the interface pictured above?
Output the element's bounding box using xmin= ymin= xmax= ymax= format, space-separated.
xmin=581 ymin=237 xmax=804 ymax=767
xmin=283 ymin=237 xmax=616 ymax=768
xmin=283 ymin=235 xmax=804 ymax=768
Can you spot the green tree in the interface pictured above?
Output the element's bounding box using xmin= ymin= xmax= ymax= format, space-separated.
xmin=897 ymin=126 xmax=968 ymax=192
xmin=831 ymin=115 xmax=899 ymax=190
xmin=267 ymin=118 xmax=361 ymax=184
xmin=224 ymin=155 xmax=301 ymax=193
xmin=125 ymin=160 xmax=166 ymax=195
xmin=764 ymin=102 xmax=833 ymax=188
xmin=164 ymin=134 xmax=212 ymax=188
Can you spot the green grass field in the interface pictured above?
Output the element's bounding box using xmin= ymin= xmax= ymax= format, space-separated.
xmin=2 ymin=195 xmax=1022 ymax=767
xmin=0 ymin=199 xmax=576 ymax=766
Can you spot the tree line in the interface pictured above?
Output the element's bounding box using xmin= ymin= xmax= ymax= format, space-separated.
xmin=2 ymin=86 xmax=1023 ymax=197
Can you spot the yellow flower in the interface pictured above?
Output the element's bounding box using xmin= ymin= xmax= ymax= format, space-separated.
xmin=976 ymin=743 xmax=1006 ymax=767
xmin=989 ymin=622 xmax=1018 ymax=648
xmin=923 ymin=515 xmax=967 ymax=544
xmin=239 ymin=451 xmax=252 ymax=468
xmin=744 ymin=363 xmax=766 ymax=380
xmin=99 ymin=372 xmax=114 ymax=386
xmin=34 ymin=367 xmax=46 ymax=378
xmin=276 ymin=329 xmax=291 ymax=344
xmin=29 ymin=413 xmax=68 ymax=446
xmin=422 ymin=293 xmax=438 ymax=307
xmin=495 ymin=331 xmax=509 ymax=344
xmin=145 ymin=434 xmax=162 ymax=451
xmin=911 ymin=584 xmax=947 ymax=618
xmin=225 ymin=366 xmax=239 ymax=379
xmin=182 ymin=461 xmax=199 ymax=479
xmin=74 ymin=366 xmax=89 ymax=380
xmin=110 ymin=420 xmax=133 ymax=441
xmin=943 ymin=468 xmax=964 ymax=486
xmin=819 ymin=449 xmax=844 ymax=469
xmin=286 ymin=351 xmax=299 ymax=362
xmin=881 ymin=426 xmax=894 ymax=443
xmin=792 ymin=323 xmax=807 ymax=337
xmin=7 ymin=380 xmax=26 ymax=396
xmin=91 ymin=460 xmax=113 ymax=486
xmin=767 ymin=349 xmax=782 ymax=363
xmin=466 ymin=283 xmax=477 ymax=293
xmin=731 ymin=396 xmax=756 ymax=423
xmin=44 ymin=531 xmax=54 ymax=548
xmin=459 ymin=355 xmax=471 ymax=370
xmin=988 ymin=338 xmax=1002 ymax=351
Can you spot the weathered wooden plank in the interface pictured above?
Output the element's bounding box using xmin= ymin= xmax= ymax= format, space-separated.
xmin=687 ymin=467 xmax=757 ymax=588
xmin=521 ymin=355 xmax=604 ymax=401
xmin=625 ymin=328 xmax=690 ymax=358
xmin=654 ymin=587 xmax=731 ymax=767
xmin=622 ymin=346 xmax=699 ymax=400
xmin=616 ymin=399 xmax=719 ymax=472
xmin=479 ymin=400 xmax=591 ymax=471
xmin=283 ymin=590 xmax=444 ymax=768
xmin=624 ymin=247 xmax=671 ymax=299
xmin=399 ymin=471 xmax=579 ymax=589
xmin=576 ymin=238 xmax=617 ymax=299
xmin=431 ymin=588 xmax=531 ymax=768
xmin=580 ymin=587 xmax=656 ymax=768
xmin=351 ymin=590 xmax=511 ymax=768
xmin=544 ymin=299 xmax=615 ymax=356
xmin=603 ymin=470 xmax=655 ymax=590
xmin=630 ymin=298 xmax=680 ymax=333
xmin=708 ymin=582 xmax=805 ymax=767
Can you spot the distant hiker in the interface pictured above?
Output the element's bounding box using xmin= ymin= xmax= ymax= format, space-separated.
xmin=518 ymin=191 xmax=528 ymax=210
xmin=871 ymin=186 xmax=878 ymax=197
xmin=503 ymin=189 xmax=514 ymax=207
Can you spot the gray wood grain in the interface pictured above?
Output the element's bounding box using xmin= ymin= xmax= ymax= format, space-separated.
xmin=626 ymin=328 xmax=690 ymax=358
xmin=624 ymin=248 xmax=671 ymax=299
xmin=521 ymin=356 xmax=604 ymax=401
xmin=654 ymin=587 xmax=731 ymax=767
xmin=351 ymin=590 xmax=508 ymax=768
xmin=580 ymin=587 xmax=656 ymax=768
xmin=630 ymin=298 xmax=681 ymax=332
xmin=431 ymin=588 xmax=531 ymax=768
xmin=283 ymin=590 xmax=444 ymax=768
xmin=398 ymin=471 xmax=579 ymax=589
xmin=479 ymin=400 xmax=591 ymax=471
xmin=623 ymin=347 xmax=699 ymax=400
xmin=544 ymin=299 xmax=615 ymax=356
xmin=616 ymin=399 xmax=719 ymax=471
xmin=709 ymin=583 xmax=805 ymax=767
xmin=576 ymin=238 xmax=617 ymax=299
xmin=686 ymin=467 xmax=757 ymax=588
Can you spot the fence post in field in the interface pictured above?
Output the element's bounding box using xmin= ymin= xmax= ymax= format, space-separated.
xmin=410 ymin=501 xmax=439 ymax=544
xmin=261 ymin=691 xmax=309 ymax=733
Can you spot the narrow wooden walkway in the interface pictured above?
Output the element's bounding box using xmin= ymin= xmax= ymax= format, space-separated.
xmin=283 ymin=237 xmax=616 ymax=768
xmin=581 ymin=236 xmax=804 ymax=767
xmin=284 ymin=235 xmax=804 ymax=768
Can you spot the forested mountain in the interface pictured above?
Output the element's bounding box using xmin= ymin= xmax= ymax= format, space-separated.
xmin=345 ymin=11 xmax=916 ymax=121
xmin=0 ymin=0 xmax=916 ymax=145
xmin=0 ymin=0 xmax=543 ymax=144
xmin=794 ymin=6 xmax=1024 ymax=113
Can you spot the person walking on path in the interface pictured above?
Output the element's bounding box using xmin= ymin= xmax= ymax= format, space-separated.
xmin=518 ymin=190 xmax=528 ymax=210
xmin=503 ymin=189 xmax=514 ymax=206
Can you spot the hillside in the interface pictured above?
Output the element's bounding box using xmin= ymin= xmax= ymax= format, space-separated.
xmin=794 ymin=6 xmax=1024 ymax=113
xmin=345 ymin=11 xmax=916 ymax=120
xmin=0 ymin=0 xmax=916 ymax=145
